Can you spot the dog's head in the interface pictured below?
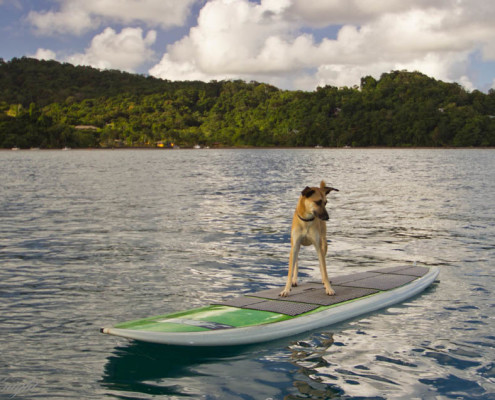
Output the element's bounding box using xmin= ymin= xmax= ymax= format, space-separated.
xmin=301 ymin=180 xmax=339 ymax=221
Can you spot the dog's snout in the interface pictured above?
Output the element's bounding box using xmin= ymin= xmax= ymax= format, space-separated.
xmin=318 ymin=209 xmax=330 ymax=221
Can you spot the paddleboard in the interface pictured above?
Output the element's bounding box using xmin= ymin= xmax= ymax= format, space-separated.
xmin=101 ymin=265 xmax=439 ymax=346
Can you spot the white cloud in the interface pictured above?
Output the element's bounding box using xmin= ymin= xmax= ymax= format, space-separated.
xmin=28 ymin=0 xmax=196 ymax=35
xmin=150 ymin=0 xmax=293 ymax=82
xmin=27 ymin=7 xmax=95 ymax=36
xmin=31 ymin=48 xmax=57 ymax=61
xmin=149 ymin=0 xmax=495 ymax=90
xmin=24 ymin=0 xmax=495 ymax=91
xmin=481 ymin=42 xmax=495 ymax=62
xmin=149 ymin=55 xmax=227 ymax=82
xmin=67 ymin=27 xmax=156 ymax=72
xmin=285 ymin=0 xmax=450 ymax=26
xmin=458 ymin=75 xmax=475 ymax=92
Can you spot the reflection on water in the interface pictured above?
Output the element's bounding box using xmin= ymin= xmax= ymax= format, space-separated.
xmin=1 ymin=149 xmax=494 ymax=399
xmin=102 ymin=334 xmax=342 ymax=399
xmin=102 ymin=342 xmax=249 ymax=398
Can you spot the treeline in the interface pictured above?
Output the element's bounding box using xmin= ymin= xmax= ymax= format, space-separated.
xmin=1 ymin=57 xmax=494 ymax=148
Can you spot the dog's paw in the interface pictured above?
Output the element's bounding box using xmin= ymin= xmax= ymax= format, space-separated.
xmin=291 ymin=281 xmax=298 ymax=287
xmin=279 ymin=289 xmax=290 ymax=297
xmin=325 ymin=287 xmax=336 ymax=296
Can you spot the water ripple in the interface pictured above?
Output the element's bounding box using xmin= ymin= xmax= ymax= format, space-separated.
xmin=1 ymin=148 xmax=494 ymax=399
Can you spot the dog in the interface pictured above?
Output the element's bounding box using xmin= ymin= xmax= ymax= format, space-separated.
xmin=279 ymin=180 xmax=339 ymax=297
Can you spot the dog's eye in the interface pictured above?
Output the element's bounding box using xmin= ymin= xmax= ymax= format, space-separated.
xmin=315 ymin=200 xmax=323 ymax=206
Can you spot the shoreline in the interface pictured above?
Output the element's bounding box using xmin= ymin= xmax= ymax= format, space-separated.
xmin=2 ymin=146 xmax=494 ymax=151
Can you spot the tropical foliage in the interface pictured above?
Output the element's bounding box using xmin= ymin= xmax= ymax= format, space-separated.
xmin=1 ymin=57 xmax=494 ymax=148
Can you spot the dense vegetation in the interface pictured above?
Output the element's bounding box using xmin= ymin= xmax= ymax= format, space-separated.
xmin=1 ymin=57 xmax=494 ymax=148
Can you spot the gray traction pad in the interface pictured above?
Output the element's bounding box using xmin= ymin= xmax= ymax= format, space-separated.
xmin=220 ymin=296 xmax=267 ymax=308
xmin=331 ymin=271 xmax=382 ymax=285
xmin=279 ymin=285 xmax=378 ymax=306
xmin=216 ymin=265 xmax=427 ymax=316
xmin=339 ymin=273 xmax=416 ymax=290
xmin=250 ymin=283 xmax=323 ymax=300
xmin=242 ymin=300 xmax=320 ymax=316
xmin=372 ymin=265 xmax=429 ymax=277
xmin=246 ymin=284 xmax=378 ymax=305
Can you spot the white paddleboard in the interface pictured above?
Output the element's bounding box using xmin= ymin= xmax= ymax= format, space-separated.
xmin=101 ymin=265 xmax=439 ymax=346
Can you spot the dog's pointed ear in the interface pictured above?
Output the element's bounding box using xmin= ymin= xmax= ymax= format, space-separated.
xmin=324 ymin=186 xmax=339 ymax=194
xmin=301 ymin=187 xmax=315 ymax=198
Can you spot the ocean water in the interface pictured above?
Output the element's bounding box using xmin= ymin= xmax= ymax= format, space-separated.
xmin=0 ymin=148 xmax=494 ymax=399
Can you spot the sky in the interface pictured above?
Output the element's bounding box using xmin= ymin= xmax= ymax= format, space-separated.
xmin=1 ymin=0 xmax=495 ymax=92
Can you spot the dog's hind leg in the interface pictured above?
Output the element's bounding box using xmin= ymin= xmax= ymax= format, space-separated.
xmin=316 ymin=243 xmax=335 ymax=296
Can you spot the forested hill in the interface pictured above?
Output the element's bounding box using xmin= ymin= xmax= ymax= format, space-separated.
xmin=1 ymin=57 xmax=494 ymax=148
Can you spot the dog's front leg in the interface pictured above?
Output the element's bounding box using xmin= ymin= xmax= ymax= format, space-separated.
xmin=292 ymin=259 xmax=299 ymax=287
xmin=316 ymin=245 xmax=335 ymax=296
xmin=280 ymin=241 xmax=300 ymax=297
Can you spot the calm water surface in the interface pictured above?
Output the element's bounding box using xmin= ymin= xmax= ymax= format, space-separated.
xmin=1 ymin=148 xmax=494 ymax=399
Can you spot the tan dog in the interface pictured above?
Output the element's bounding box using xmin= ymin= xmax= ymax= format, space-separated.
xmin=280 ymin=181 xmax=339 ymax=297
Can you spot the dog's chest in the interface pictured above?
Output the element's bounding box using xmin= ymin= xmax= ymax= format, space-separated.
xmin=297 ymin=224 xmax=320 ymax=246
